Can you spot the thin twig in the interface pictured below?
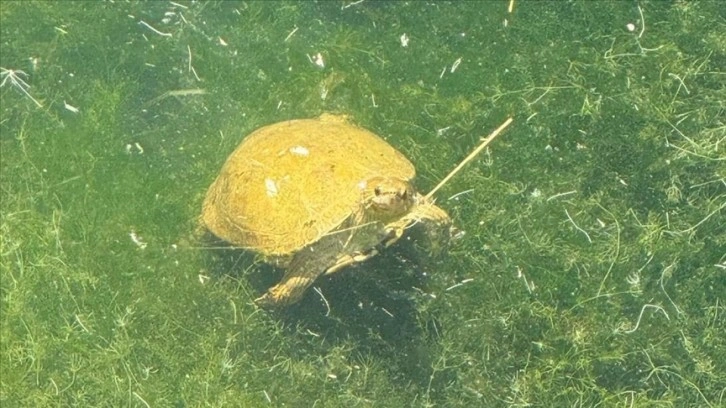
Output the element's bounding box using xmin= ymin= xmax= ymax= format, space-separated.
xmin=313 ymin=287 xmax=330 ymax=316
xmin=659 ymin=263 xmax=683 ymax=315
xmin=622 ymin=304 xmax=669 ymax=334
xmin=565 ymin=209 xmax=592 ymax=243
xmin=596 ymin=203 xmax=621 ymax=296
xmin=187 ymin=45 xmax=200 ymax=81
xmin=547 ymin=190 xmax=577 ymax=201
xmin=139 ymin=20 xmax=172 ymax=37
xmin=426 ymin=117 xmax=513 ymax=199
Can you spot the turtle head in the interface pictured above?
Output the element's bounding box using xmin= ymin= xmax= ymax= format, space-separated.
xmin=358 ymin=176 xmax=416 ymax=221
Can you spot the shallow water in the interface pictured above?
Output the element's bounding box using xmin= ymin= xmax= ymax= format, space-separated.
xmin=1 ymin=1 xmax=724 ymax=406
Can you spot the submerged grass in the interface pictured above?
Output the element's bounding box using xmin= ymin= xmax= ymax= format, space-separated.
xmin=1 ymin=1 xmax=724 ymax=406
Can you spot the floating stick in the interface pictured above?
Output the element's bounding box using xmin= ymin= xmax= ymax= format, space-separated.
xmin=426 ymin=117 xmax=513 ymax=200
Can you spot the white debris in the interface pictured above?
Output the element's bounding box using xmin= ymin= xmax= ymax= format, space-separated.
xmin=308 ymin=52 xmax=325 ymax=68
xmin=265 ymin=178 xmax=279 ymax=197
xmin=63 ymin=101 xmax=79 ymax=113
xmin=289 ymin=146 xmax=309 ymax=156
xmin=399 ymin=33 xmax=409 ymax=47
xmin=129 ymin=230 xmax=147 ymax=249
xmin=446 ymin=278 xmax=474 ymax=291
xmin=450 ymin=57 xmax=462 ymax=73
xmin=284 ymin=26 xmax=298 ymax=42
xmin=125 ymin=142 xmax=144 ymax=154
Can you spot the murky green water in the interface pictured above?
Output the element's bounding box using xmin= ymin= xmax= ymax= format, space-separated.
xmin=2 ymin=1 xmax=724 ymax=406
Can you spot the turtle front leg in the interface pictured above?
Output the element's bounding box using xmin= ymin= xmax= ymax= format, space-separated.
xmin=323 ymin=248 xmax=380 ymax=275
xmin=255 ymin=234 xmax=354 ymax=307
xmin=255 ymin=274 xmax=318 ymax=307
xmin=254 ymin=248 xmax=328 ymax=307
xmin=255 ymin=246 xmax=383 ymax=307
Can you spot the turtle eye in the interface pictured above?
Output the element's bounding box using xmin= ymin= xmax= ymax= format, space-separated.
xmin=374 ymin=186 xmax=382 ymax=196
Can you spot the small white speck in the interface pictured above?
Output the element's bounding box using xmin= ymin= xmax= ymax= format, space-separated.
xmin=289 ymin=146 xmax=309 ymax=156
xmin=129 ymin=230 xmax=147 ymax=249
xmin=125 ymin=143 xmax=144 ymax=154
xmin=450 ymin=57 xmax=462 ymax=73
xmin=399 ymin=33 xmax=409 ymax=47
xmin=218 ymin=37 xmax=228 ymax=46
xmin=626 ymin=23 xmax=636 ymax=32
xmin=63 ymin=101 xmax=79 ymax=113
xmin=29 ymin=57 xmax=39 ymax=71
xmin=308 ymin=52 xmax=325 ymax=68
xmin=265 ymin=178 xmax=279 ymax=197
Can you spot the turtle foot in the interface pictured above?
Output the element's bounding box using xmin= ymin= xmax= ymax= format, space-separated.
xmin=254 ymin=292 xmax=284 ymax=308
xmin=254 ymin=276 xmax=314 ymax=308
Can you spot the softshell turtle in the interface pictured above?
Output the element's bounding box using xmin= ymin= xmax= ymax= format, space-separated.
xmin=202 ymin=114 xmax=452 ymax=307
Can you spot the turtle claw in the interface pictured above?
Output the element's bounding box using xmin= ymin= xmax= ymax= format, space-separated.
xmin=254 ymin=289 xmax=293 ymax=309
xmin=254 ymin=293 xmax=275 ymax=308
xmin=254 ymin=291 xmax=294 ymax=309
xmin=255 ymin=274 xmax=316 ymax=308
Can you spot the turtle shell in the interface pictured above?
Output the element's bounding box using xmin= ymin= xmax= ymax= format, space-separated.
xmin=201 ymin=114 xmax=416 ymax=258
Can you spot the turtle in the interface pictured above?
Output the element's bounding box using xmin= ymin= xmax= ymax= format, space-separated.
xmin=201 ymin=113 xmax=453 ymax=307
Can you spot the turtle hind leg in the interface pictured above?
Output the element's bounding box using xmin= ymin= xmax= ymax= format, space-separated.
xmin=255 ymin=238 xmax=345 ymax=307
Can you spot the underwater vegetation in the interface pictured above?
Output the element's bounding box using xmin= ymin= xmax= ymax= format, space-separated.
xmin=1 ymin=1 xmax=724 ymax=406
